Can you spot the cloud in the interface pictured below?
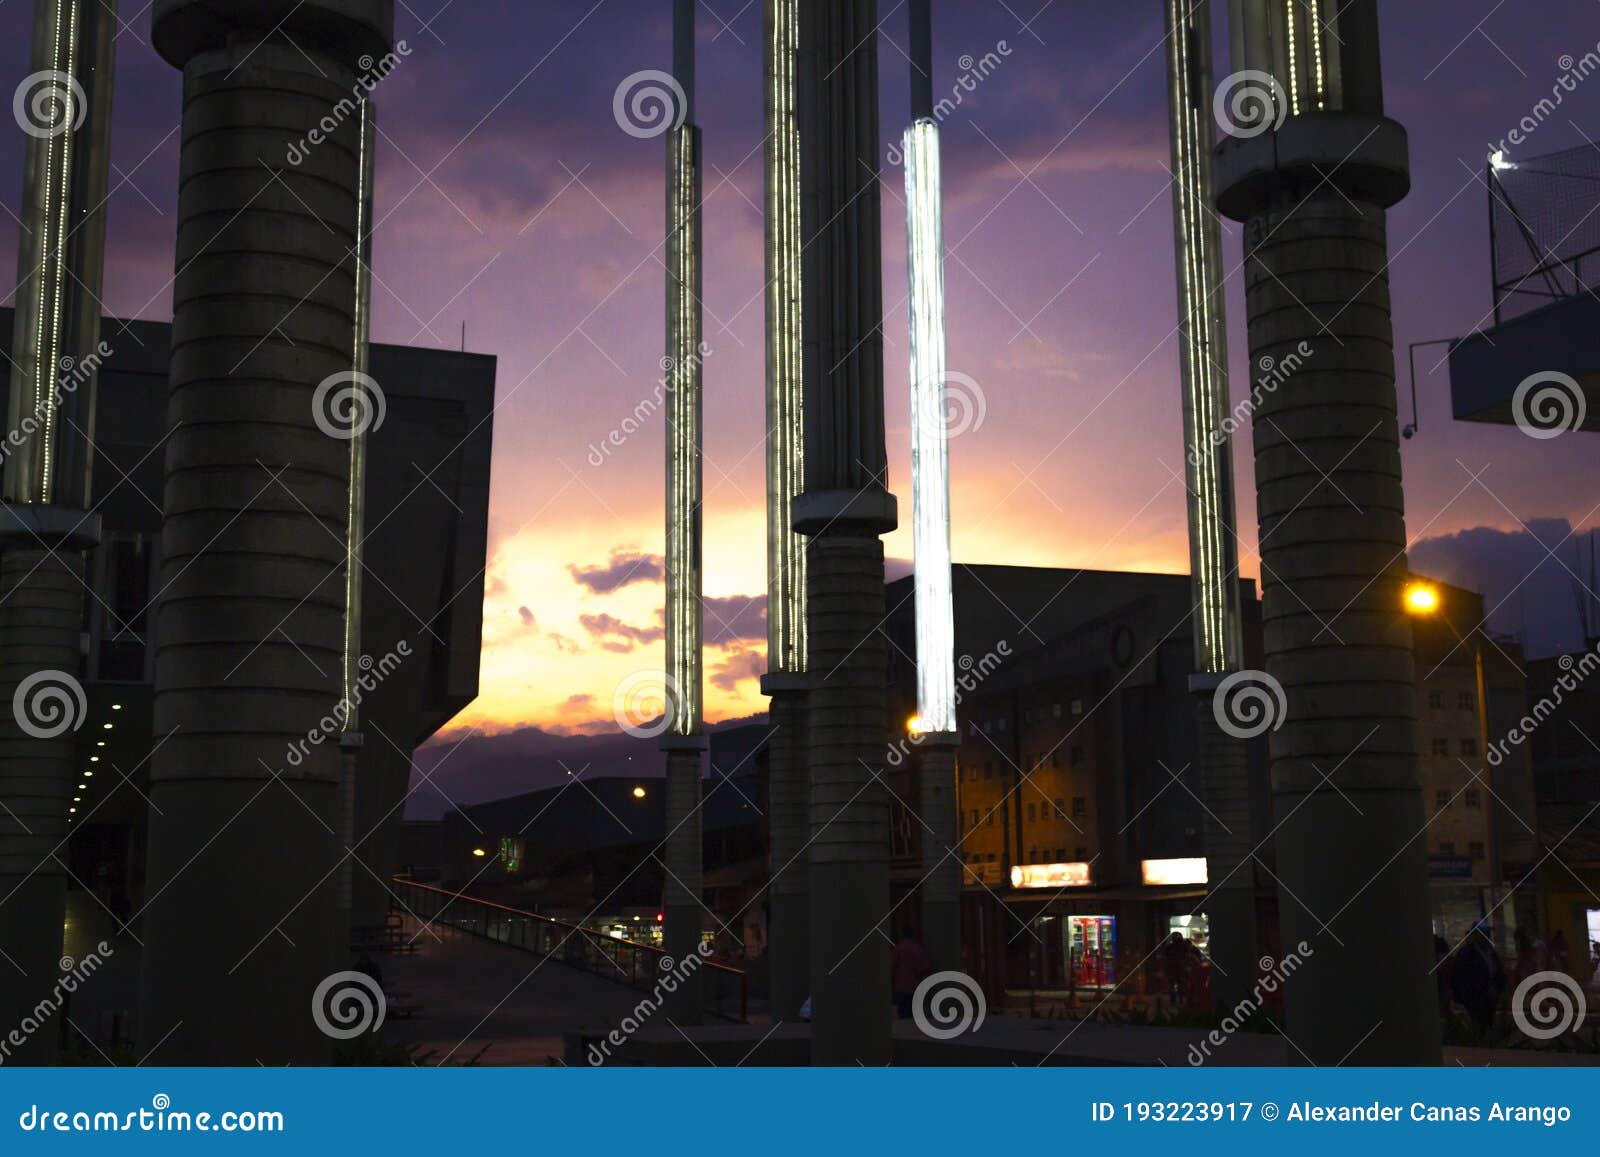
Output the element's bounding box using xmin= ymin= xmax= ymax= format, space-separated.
xmin=569 ymin=550 xmax=665 ymax=594
xmin=517 ymin=606 xmax=537 ymax=627
xmin=580 ymin=612 xmax=666 ymax=652
xmin=1409 ymin=519 xmax=1595 ymax=658
xmin=710 ymin=643 xmax=767 ymax=693
xmin=703 ymin=594 xmax=766 ymax=646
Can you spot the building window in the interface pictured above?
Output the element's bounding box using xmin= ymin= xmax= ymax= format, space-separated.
xmin=970 ymin=809 xmax=979 ymax=828
xmin=1072 ymin=796 xmax=1087 ymax=816
xmin=1055 ymin=848 xmax=1067 ymax=860
xmin=1051 ymin=751 xmax=1060 ymax=768
xmin=984 ymin=763 xmax=993 ymax=780
xmin=1458 ymin=690 xmax=1475 ymax=710
xmin=1435 ymin=788 xmax=1450 ymax=809
xmin=1460 ymin=738 xmax=1478 ymax=757
xmin=1074 ymin=846 xmax=1088 ymax=860
xmin=1428 ymin=690 xmax=1443 ymax=710
xmin=1465 ymin=789 xmax=1481 ymax=809
xmin=1469 ymin=841 xmax=1486 ymax=861
xmin=1053 ymin=797 xmax=1064 ymax=816
xmin=1027 ymin=803 xmax=1036 ymax=822
xmin=998 ymin=717 xmax=1007 ymax=732
xmin=986 ymin=811 xmax=994 ymax=827
xmin=1431 ymin=737 xmax=1450 ymax=757
xmin=1070 ymin=699 xmax=1084 ymax=715
xmin=1070 ymin=745 xmax=1084 ymax=767
xmin=1439 ymin=840 xmax=1455 ymax=855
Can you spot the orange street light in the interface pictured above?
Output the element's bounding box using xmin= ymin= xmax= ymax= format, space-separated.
xmin=1404 ymin=581 xmax=1440 ymax=615
xmin=632 ymin=786 xmax=647 ymax=799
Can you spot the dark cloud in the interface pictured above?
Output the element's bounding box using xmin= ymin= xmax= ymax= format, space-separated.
xmin=710 ymin=644 xmax=767 ymax=692
xmin=569 ymin=550 xmax=665 ymax=594
xmin=703 ymin=594 xmax=766 ymax=646
xmin=580 ymin=612 xmax=665 ymax=652
xmin=1410 ymin=519 xmax=1597 ymax=658
xmin=517 ymin=606 xmax=537 ymax=627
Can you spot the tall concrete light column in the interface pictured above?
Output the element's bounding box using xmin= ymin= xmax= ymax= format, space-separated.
xmin=902 ymin=0 xmax=960 ymax=975
xmin=139 ymin=0 xmax=394 ymax=1063
xmin=1215 ymin=0 xmax=1439 ymax=1062
xmin=760 ymin=0 xmax=811 ymax=1022
xmin=0 ymin=0 xmax=115 ymax=1064
xmin=794 ymin=0 xmax=898 ymax=1066
xmin=661 ymin=0 xmax=706 ymax=1025
xmin=1162 ymin=0 xmax=1256 ymax=1016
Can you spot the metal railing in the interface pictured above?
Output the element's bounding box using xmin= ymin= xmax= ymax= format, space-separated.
xmin=392 ymin=877 xmax=748 ymax=1022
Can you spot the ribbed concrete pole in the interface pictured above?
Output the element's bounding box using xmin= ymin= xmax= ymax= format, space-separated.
xmin=918 ymin=740 xmax=960 ymax=972
xmin=763 ymin=686 xmax=808 ymax=1016
xmin=1162 ymin=0 xmax=1257 ymax=1016
xmin=794 ymin=0 xmax=897 ymax=1066
xmin=661 ymin=746 xmax=704 ymax=1019
xmin=761 ymin=0 xmax=811 ymax=1023
xmin=139 ymin=0 xmax=393 ymax=1064
xmin=1216 ymin=0 xmax=1440 ymax=1063
xmin=0 ymin=0 xmax=116 ymax=1063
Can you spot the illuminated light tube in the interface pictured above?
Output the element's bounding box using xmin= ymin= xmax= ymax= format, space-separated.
xmin=903 ymin=117 xmax=956 ymax=735
xmin=1141 ymin=857 xmax=1209 ymax=886
xmin=1011 ymin=862 xmax=1092 ymax=890
xmin=664 ymin=122 xmax=704 ymax=736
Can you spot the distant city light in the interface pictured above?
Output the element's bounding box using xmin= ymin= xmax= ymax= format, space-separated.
xmin=1141 ymin=857 xmax=1208 ymax=886
xmin=471 ymin=847 xmax=486 ymax=858
xmin=1488 ymin=149 xmax=1517 ymax=172
xmin=632 ymin=785 xmax=647 ymax=799
xmin=1404 ymin=581 xmax=1441 ymax=615
xmin=1011 ymin=862 xmax=1091 ymax=890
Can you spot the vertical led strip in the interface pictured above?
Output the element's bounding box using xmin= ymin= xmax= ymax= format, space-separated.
xmin=764 ymin=0 xmax=806 ymax=676
xmin=1166 ymin=0 xmax=1242 ymax=675
xmin=342 ymin=99 xmax=375 ymax=720
xmin=904 ymin=118 xmax=956 ymax=734
xmin=665 ymin=122 xmax=704 ymax=735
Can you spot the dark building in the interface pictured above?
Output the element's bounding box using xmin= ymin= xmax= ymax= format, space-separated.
xmin=883 ymin=564 xmax=1270 ymax=1001
xmin=0 ymin=308 xmax=494 ymax=1049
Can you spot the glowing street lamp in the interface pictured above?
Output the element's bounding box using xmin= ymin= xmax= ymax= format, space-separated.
xmin=1404 ymin=581 xmax=1441 ymax=616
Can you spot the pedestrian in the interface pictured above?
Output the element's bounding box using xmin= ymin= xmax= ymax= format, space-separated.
xmin=1450 ymin=921 xmax=1507 ymax=1040
xmin=890 ymin=927 xmax=933 ymax=1019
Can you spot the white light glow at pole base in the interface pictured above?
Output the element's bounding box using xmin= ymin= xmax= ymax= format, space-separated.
xmin=904 ymin=117 xmax=955 ymax=736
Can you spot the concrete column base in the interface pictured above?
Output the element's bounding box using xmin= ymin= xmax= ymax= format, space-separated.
xmin=763 ymin=683 xmax=810 ymax=1021
xmin=918 ymin=738 xmax=961 ymax=974
xmin=805 ymin=531 xmax=891 ymax=1066
xmin=661 ymin=743 xmax=704 ymax=1026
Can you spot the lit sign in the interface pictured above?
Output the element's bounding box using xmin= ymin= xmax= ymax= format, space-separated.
xmin=1011 ymin=862 xmax=1091 ymax=889
xmin=1141 ymin=857 xmax=1207 ymax=886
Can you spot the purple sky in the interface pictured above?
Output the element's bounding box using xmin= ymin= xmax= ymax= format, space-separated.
xmin=5 ymin=0 xmax=1600 ymax=732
